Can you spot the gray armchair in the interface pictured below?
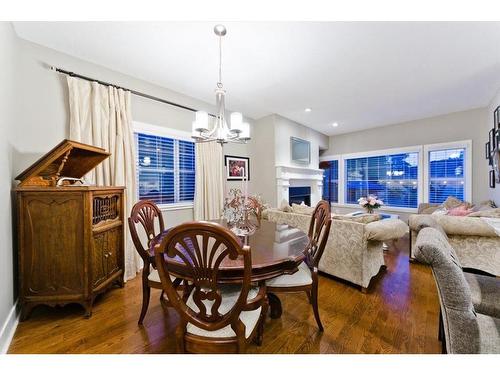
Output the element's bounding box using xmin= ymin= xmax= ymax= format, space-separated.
xmin=414 ymin=227 xmax=500 ymax=354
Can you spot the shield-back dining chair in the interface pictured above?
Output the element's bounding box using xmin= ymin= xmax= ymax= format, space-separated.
xmin=154 ymin=221 xmax=268 ymax=353
xmin=128 ymin=200 xmax=182 ymax=325
xmin=266 ymin=200 xmax=332 ymax=331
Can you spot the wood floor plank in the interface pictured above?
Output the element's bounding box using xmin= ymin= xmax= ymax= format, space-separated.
xmin=8 ymin=234 xmax=441 ymax=354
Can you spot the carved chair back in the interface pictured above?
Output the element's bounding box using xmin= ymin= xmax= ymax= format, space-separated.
xmin=305 ymin=200 xmax=332 ymax=269
xmin=128 ymin=200 xmax=165 ymax=263
xmin=154 ymin=221 xmax=252 ymax=334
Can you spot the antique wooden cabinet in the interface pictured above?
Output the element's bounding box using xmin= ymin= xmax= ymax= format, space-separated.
xmin=15 ymin=139 xmax=125 ymax=320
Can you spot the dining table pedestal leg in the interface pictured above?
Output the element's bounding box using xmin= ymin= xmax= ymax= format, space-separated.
xmin=267 ymin=292 xmax=282 ymax=319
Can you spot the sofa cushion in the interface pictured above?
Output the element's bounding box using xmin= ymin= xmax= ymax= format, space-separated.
xmin=411 ymin=214 xmax=498 ymax=237
xmin=448 ymin=205 xmax=473 ymax=216
xmin=408 ymin=214 xmax=449 ymax=240
xmin=291 ymin=203 xmax=315 ymax=215
xmin=468 ymin=208 xmax=500 ymax=218
xmin=279 ymin=199 xmax=292 ymax=212
xmin=464 ymin=272 xmax=500 ymax=319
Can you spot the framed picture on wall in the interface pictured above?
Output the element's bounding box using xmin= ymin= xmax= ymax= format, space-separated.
xmin=486 ymin=141 xmax=491 ymax=160
xmin=224 ymin=155 xmax=250 ymax=181
xmin=493 ymin=148 xmax=500 ymax=183
xmin=495 ymin=106 xmax=500 ymax=131
xmin=490 ymin=129 xmax=496 ymax=151
xmin=490 ymin=170 xmax=496 ymax=188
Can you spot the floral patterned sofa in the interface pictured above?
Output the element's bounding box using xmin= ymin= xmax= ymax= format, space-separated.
xmin=265 ymin=207 xmax=408 ymax=291
xmin=409 ymin=214 xmax=500 ymax=276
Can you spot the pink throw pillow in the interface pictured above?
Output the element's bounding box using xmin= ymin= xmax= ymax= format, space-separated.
xmin=448 ymin=205 xmax=473 ymax=216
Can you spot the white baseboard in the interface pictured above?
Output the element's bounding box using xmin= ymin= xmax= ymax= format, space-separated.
xmin=0 ymin=302 xmax=19 ymax=354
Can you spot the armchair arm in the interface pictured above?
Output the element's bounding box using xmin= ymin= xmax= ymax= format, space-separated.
xmin=364 ymin=219 xmax=408 ymax=242
xmin=243 ymin=283 xmax=267 ymax=311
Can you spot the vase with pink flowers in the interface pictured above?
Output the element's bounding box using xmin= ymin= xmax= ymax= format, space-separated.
xmin=358 ymin=195 xmax=383 ymax=214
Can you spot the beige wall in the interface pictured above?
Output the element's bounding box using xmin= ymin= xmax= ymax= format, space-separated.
xmin=487 ymin=87 xmax=500 ymax=204
xmin=249 ymin=115 xmax=276 ymax=205
xmin=1 ymin=26 xmax=259 ymax=347
xmin=323 ymin=108 xmax=491 ymax=213
xmin=10 ymin=33 xmax=255 ymax=227
xmin=0 ymin=22 xmax=18 ymax=353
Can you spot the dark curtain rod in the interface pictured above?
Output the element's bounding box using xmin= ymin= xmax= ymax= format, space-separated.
xmin=50 ymin=66 xmax=215 ymax=117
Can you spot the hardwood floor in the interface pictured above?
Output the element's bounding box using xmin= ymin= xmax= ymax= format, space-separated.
xmin=8 ymin=235 xmax=441 ymax=354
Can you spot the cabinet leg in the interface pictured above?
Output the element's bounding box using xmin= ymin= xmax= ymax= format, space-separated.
xmin=20 ymin=303 xmax=34 ymax=322
xmin=84 ymin=300 xmax=93 ymax=318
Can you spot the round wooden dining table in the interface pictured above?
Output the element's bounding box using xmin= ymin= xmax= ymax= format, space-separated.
xmin=149 ymin=219 xmax=310 ymax=319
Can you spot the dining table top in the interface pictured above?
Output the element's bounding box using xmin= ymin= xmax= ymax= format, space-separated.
xmin=149 ymin=219 xmax=310 ymax=283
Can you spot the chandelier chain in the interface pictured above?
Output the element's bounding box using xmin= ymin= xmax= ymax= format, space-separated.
xmin=217 ymin=34 xmax=223 ymax=88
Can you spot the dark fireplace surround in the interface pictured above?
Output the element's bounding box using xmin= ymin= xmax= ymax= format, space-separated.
xmin=288 ymin=186 xmax=311 ymax=206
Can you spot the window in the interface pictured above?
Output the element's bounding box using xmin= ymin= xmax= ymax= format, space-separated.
xmin=135 ymin=131 xmax=195 ymax=207
xmin=428 ymin=147 xmax=466 ymax=204
xmin=345 ymin=152 xmax=419 ymax=209
xmin=320 ymin=159 xmax=339 ymax=204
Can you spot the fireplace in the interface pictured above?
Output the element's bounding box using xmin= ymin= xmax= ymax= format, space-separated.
xmin=289 ymin=186 xmax=311 ymax=206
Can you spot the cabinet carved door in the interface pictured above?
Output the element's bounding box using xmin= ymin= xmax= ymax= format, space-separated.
xmin=105 ymin=227 xmax=122 ymax=277
xmin=22 ymin=194 xmax=85 ymax=296
xmin=92 ymin=232 xmax=108 ymax=288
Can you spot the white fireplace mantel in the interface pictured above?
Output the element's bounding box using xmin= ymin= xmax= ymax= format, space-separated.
xmin=275 ymin=165 xmax=324 ymax=207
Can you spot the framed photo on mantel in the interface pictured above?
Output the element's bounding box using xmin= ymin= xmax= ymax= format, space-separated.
xmin=225 ymin=155 xmax=250 ymax=181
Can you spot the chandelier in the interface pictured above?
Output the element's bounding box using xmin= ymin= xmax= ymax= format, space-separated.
xmin=192 ymin=24 xmax=250 ymax=144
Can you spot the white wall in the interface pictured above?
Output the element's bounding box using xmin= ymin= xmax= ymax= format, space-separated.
xmin=323 ymin=107 xmax=491 ymax=217
xmin=274 ymin=114 xmax=329 ymax=168
xmin=0 ymin=22 xmax=18 ymax=353
xmin=251 ymin=114 xmax=329 ymax=207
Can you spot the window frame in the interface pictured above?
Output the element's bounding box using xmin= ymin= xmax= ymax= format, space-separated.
xmin=320 ymin=141 xmax=472 ymax=213
xmin=319 ymin=155 xmax=341 ymax=204
xmin=341 ymin=145 xmax=423 ymax=212
xmin=133 ymin=121 xmax=195 ymax=212
xmin=423 ymin=140 xmax=472 ymax=204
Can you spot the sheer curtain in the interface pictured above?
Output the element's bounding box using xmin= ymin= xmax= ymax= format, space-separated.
xmin=67 ymin=76 xmax=141 ymax=281
xmin=194 ymin=141 xmax=224 ymax=220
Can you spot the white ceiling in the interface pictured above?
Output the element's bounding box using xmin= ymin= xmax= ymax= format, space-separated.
xmin=12 ymin=22 xmax=500 ymax=136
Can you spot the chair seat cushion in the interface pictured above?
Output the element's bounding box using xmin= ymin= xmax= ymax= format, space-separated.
xmin=464 ymin=272 xmax=500 ymax=319
xmin=186 ymin=285 xmax=261 ymax=339
xmin=265 ymin=261 xmax=312 ymax=288
xmin=147 ymin=269 xmax=176 ymax=283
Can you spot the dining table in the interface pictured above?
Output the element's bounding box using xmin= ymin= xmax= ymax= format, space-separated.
xmin=148 ymin=219 xmax=310 ymax=319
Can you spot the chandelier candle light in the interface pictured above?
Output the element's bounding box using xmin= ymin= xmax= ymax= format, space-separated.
xmin=192 ymin=25 xmax=251 ymax=144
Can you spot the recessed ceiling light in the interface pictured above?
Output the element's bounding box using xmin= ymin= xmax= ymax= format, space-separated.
xmin=304 ymin=108 xmax=312 ymax=112
xmin=332 ymin=122 xmax=339 ymax=127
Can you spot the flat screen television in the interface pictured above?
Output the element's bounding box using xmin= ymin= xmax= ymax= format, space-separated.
xmin=291 ymin=137 xmax=310 ymax=164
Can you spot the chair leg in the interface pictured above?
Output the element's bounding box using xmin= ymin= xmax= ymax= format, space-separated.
xmin=311 ymin=282 xmax=323 ymax=332
xmin=138 ymin=281 xmax=151 ymax=325
xmin=305 ymin=290 xmax=312 ymax=304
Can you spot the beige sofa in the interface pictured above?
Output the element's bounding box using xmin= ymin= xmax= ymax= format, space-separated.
xmin=409 ymin=214 xmax=500 ymax=276
xmin=266 ymin=209 xmax=408 ymax=291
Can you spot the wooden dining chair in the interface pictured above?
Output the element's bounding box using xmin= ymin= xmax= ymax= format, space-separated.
xmin=154 ymin=221 xmax=268 ymax=353
xmin=128 ymin=200 xmax=182 ymax=325
xmin=266 ymin=200 xmax=332 ymax=331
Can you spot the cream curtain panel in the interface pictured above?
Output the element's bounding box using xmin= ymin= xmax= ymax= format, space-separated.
xmin=194 ymin=141 xmax=224 ymax=220
xmin=67 ymin=76 xmax=141 ymax=281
